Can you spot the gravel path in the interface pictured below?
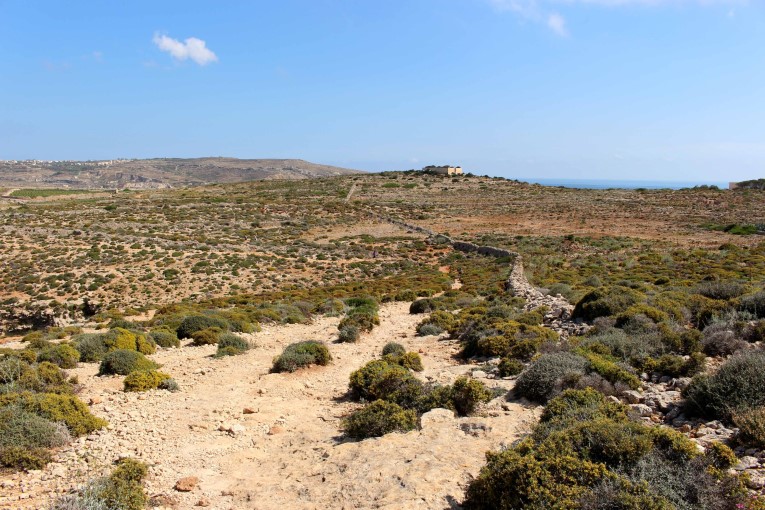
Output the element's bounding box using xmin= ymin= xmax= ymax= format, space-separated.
xmin=1 ymin=302 xmax=538 ymax=510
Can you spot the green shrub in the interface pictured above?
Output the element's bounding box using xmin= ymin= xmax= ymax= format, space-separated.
xmin=91 ymin=458 xmax=149 ymax=510
xmin=98 ymin=350 xmax=158 ymax=376
xmin=190 ymin=327 xmax=222 ymax=346
xmin=37 ymin=343 xmax=80 ymax=369
xmin=383 ymin=352 xmax=424 ymax=372
xmin=176 ymin=315 xmax=229 ymax=339
xmin=572 ymin=287 xmax=643 ymax=322
xmin=463 ymin=385 xmax=741 ymax=510
xmin=1 ymin=359 xmax=74 ymax=395
xmin=150 ymin=330 xmax=180 ymax=348
xmin=643 ymin=353 xmax=705 ymax=378
xmin=18 ymin=393 xmax=107 ymax=436
xmin=548 ymin=283 xmax=575 ymax=301
xmin=338 ymin=311 xmax=378 ymax=333
xmin=72 ymin=333 xmax=109 ymax=362
xmin=409 ymin=299 xmax=434 ymax=314
xmin=416 ymin=323 xmax=443 ymax=336
xmin=498 ymin=357 xmax=524 ymax=377
xmin=540 ymin=388 xmax=629 ymax=427
xmin=22 ymin=331 xmax=44 ymax=344
xmin=581 ymin=351 xmax=641 ymax=390
xmin=614 ymin=304 xmax=669 ymax=328
xmin=417 ymin=310 xmax=455 ymax=334
xmin=451 ymin=376 xmax=492 ymax=416
xmin=0 ymin=405 xmax=71 ymax=450
xmin=103 ymin=328 xmax=156 ymax=355
xmin=123 ymin=370 xmax=172 ymax=392
xmin=215 ymin=334 xmax=251 ymax=357
xmin=348 ymin=360 xmax=421 ymax=405
xmin=740 ymin=291 xmax=765 ymax=319
xmin=271 ymin=341 xmax=331 ymax=373
xmin=514 ymin=352 xmax=589 ymax=403
xmin=343 ymin=400 xmax=418 ymax=439
xmin=0 ymin=446 xmax=52 ymax=470
xmin=338 ymin=325 xmax=360 ymax=343
xmin=158 ymin=378 xmax=180 ymax=392
xmin=463 ymin=445 xmax=610 ymax=510
xmin=684 ymin=351 xmax=765 ymax=422
xmin=733 ymin=407 xmax=765 ymax=448
xmin=382 ymin=342 xmax=406 ymax=357
xmin=696 ymin=280 xmax=746 ymax=301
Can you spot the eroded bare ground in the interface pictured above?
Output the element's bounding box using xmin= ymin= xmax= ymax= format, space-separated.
xmin=0 ymin=302 xmax=537 ymax=510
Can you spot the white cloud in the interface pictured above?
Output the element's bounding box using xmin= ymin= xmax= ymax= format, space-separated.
xmin=547 ymin=13 xmax=568 ymax=35
xmin=152 ymin=34 xmax=218 ymax=66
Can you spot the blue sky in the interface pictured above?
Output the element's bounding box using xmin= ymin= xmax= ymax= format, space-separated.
xmin=1 ymin=0 xmax=763 ymax=182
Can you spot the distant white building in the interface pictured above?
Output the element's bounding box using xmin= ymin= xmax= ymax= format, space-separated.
xmin=423 ymin=165 xmax=463 ymax=175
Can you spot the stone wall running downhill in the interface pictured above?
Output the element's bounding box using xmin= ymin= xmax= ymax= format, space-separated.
xmin=369 ymin=211 xmax=590 ymax=339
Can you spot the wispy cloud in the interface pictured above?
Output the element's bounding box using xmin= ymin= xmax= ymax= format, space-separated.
xmin=152 ymin=33 xmax=218 ymax=66
xmin=547 ymin=13 xmax=568 ymax=35
xmin=488 ymin=0 xmax=745 ymax=35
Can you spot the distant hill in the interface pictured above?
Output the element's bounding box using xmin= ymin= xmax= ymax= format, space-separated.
xmin=0 ymin=157 xmax=362 ymax=189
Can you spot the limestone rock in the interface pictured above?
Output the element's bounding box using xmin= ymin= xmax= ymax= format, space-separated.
xmin=174 ymin=476 xmax=199 ymax=492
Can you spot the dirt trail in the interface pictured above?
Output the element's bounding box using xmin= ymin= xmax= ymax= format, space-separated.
xmin=1 ymin=302 xmax=537 ymax=510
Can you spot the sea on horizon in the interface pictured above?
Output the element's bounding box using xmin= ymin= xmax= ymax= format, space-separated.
xmin=518 ymin=178 xmax=730 ymax=190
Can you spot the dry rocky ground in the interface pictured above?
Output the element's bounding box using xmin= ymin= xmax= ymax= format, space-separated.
xmin=0 ymin=301 xmax=538 ymax=510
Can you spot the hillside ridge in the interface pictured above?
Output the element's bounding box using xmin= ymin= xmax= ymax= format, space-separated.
xmin=0 ymin=157 xmax=362 ymax=189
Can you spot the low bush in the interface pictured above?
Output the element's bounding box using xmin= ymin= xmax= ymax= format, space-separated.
xmin=0 ymin=446 xmax=52 ymax=470
xmin=36 ymin=343 xmax=80 ymax=369
xmin=343 ymin=400 xmax=418 ymax=439
xmin=271 ymin=341 xmax=331 ymax=373
xmin=498 ymin=357 xmax=524 ymax=377
xmin=382 ymin=342 xmax=406 ymax=357
xmin=684 ymin=351 xmax=765 ymax=422
xmin=416 ymin=310 xmax=455 ymax=335
xmin=733 ymin=407 xmax=765 ymax=448
xmin=643 ymin=353 xmax=705 ymax=378
xmin=98 ymin=350 xmax=158 ymax=376
xmin=547 ymin=283 xmax=575 ymax=301
xmin=572 ymin=287 xmax=644 ymax=322
xmin=338 ymin=325 xmax=361 ymax=343
xmin=464 ymin=388 xmax=745 ymax=510
xmin=150 ymin=330 xmax=180 ymax=348
xmin=72 ymin=333 xmax=109 ymax=362
xmin=0 ymin=406 xmax=71 ymax=458
xmin=214 ymin=333 xmax=251 ymax=357
xmin=1 ymin=359 xmax=74 ymax=395
xmin=409 ymin=299 xmax=435 ymax=314
xmin=349 ymin=360 xmax=420 ymax=404
xmin=123 ymin=370 xmax=172 ymax=392
xmin=190 ymin=327 xmax=223 ymax=346
xmin=702 ymin=323 xmax=747 ymax=356
xmin=514 ymin=352 xmax=589 ymax=403
xmin=158 ymin=378 xmax=180 ymax=392
xmin=103 ymin=328 xmax=156 ymax=355
xmin=695 ymin=280 xmax=746 ymax=301
xmin=50 ymin=458 xmax=149 ymax=510
xmin=15 ymin=392 xmax=107 ymax=436
xmin=383 ymin=351 xmax=424 ymax=372
xmin=176 ymin=315 xmax=229 ymax=339
xmin=416 ymin=323 xmax=443 ymax=336
xmin=451 ymin=376 xmax=492 ymax=415
xmin=580 ymin=351 xmax=641 ymax=390
xmin=739 ymin=291 xmax=765 ymax=319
